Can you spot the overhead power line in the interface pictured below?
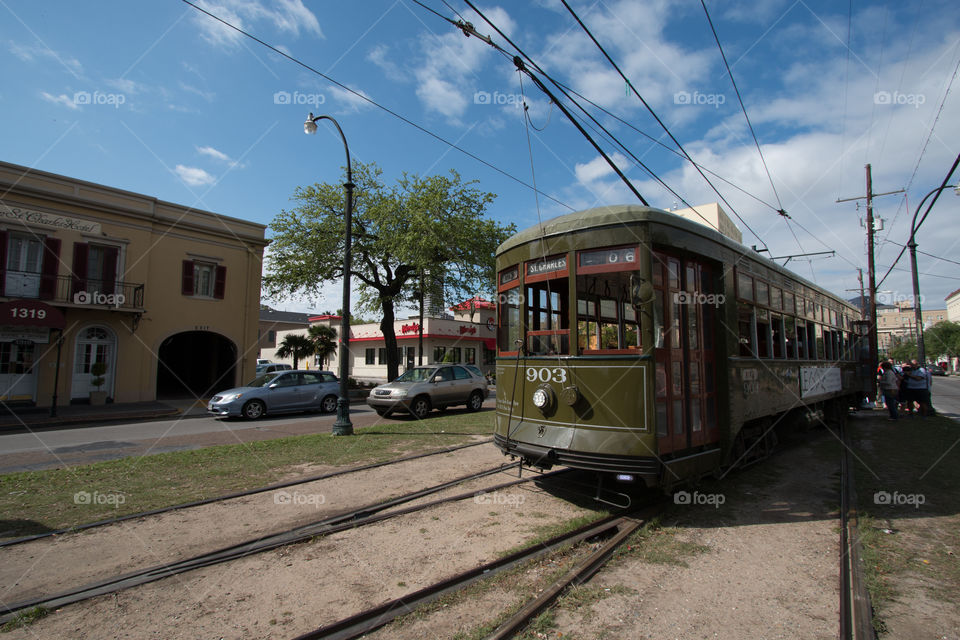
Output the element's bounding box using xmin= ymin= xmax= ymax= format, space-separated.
xmin=699 ymin=0 xmax=785 ymax=216
xmin=180 ymin=0 xmax=576 ymax=212
xmin=553 ymin=0 xmax=769 ymax=252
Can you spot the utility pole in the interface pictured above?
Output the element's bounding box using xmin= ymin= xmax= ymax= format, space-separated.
xmin=837 ymin=165 xmax=904 ymax=401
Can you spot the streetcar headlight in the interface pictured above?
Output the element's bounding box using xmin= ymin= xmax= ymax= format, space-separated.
xmin=532 ymin=388 xmax=549 ymax=408
xmin=531 ymin=384 xmax=556 ymax=414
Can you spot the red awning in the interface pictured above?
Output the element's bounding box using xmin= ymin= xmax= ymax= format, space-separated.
xmin=0 ymin=299 xmax=66 ymax=329
xmin=483 ymin=338 xmax=497 ymax=350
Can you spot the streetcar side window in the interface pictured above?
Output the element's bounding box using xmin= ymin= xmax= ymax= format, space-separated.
xmin=784 ymin=316 xmax=797 ymax=358
xmin=497 ymin=287 xmax=522 ymax=353
xmin=497 ymin=265 xmax=522 ymax=354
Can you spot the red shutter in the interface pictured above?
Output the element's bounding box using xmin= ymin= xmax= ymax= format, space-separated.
xmin=72 ymin=242 xmax=89 ymax=298
xmin=102 ymin=246 xmax=118 ymax=295
xmin=39 ymin=237 xmax=61 ymax=300
xmin=213 ymin=265 xmax=227 ymax=299
xmin=181 ymin=260 xmax=194 ymax=296
xmin=0 ymin=230 xmax=7 ymax=296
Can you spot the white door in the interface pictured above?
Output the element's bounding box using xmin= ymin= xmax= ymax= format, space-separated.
xmin=5 ymin=234 xmax=43 ymax=298
xmin=0 ymin=342 xmax=37 ymax=401
xmin=72 ymin=327 xmax=116 ymax=399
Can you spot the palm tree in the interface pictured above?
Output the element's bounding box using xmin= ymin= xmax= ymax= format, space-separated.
xmin=308 ymin=324 xmax=338 ymax=369
xmin=275 ymin=334 xmax=314 ymax=369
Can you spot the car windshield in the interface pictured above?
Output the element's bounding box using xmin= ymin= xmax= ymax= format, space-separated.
xmin=394 ymin=367 xmax=437 ymax=382
xmin=246 ymin=372 xmax=283 ymax=388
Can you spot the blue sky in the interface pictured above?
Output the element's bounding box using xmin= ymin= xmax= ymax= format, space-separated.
xmin=2 ymin=0 xmax=959 ymax=315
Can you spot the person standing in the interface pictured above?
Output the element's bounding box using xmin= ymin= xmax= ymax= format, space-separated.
xmin=905 ymin=359 xmax=930 ymax=418
xmin=878 ymin=361 xmax=900 ymax=421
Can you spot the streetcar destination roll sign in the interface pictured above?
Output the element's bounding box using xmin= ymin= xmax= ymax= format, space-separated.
xmin=526 ymin=256 xmax=567 ymax=276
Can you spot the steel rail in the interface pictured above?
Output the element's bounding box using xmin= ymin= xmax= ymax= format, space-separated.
xmin=484 ymin=515 xmax=644 ymax=639
xmin=1 ymin=461 xmax=543 ymax=622
xmin=840 ymin=424 xmax=876 ymax=640
xmin=0 ymin=439 xmax=491 ymax=548
xmin=290 ymin=513 xmax=636 ymax=640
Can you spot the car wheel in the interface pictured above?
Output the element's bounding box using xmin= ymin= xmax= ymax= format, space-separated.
xmin=467 ymin=390 xmax=484 ymax=412
xmin=242 ymin=400 xmax=266 ymax=420
xmin=320 ymin=395 xmax=338 ymax=414
xmin=410 ymin=396 xmax=431 ymax=419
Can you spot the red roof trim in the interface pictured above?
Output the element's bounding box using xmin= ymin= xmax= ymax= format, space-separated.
xmin=308 ymin=315 xmax=341 ymax=321
xmin=348 ymin=333 xmax=492 ymax=343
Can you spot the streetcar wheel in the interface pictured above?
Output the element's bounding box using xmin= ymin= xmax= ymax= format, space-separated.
xmin=242 ymin=400 xmax=266 ymax=420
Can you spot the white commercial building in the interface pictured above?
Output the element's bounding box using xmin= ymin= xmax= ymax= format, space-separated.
xmin=272 ymin=297 xmax=497 ymax=381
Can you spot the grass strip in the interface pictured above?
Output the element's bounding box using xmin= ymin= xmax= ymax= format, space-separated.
xmin=848 ymin=411 xmax=960 ymax=632
xmin=0 ymin=413 xmax=492 ymax=539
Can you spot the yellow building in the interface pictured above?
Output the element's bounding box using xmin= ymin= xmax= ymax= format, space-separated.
xmin=0 ymin=160 xmax=267 ymax=407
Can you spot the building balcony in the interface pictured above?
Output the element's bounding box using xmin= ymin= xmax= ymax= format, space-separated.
xmin=0 ymin=272 xmax=144 ymax=312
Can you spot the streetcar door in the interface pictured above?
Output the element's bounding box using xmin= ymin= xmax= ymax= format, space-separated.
xmin=653 ymin=253 xmax=720 ymax=455
xmin=654 ymin=254 xmax=687 ymax=454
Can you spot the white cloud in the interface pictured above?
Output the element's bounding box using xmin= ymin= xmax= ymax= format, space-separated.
xmin=197 ymin=145 xmax=246 ymax=169
xmin=9 ymin=41 xmax=83 ymax=77
xmin=575 ymin=152 xmax=629 ymax=184
xmin=197 ymin=145 xmax=230 ymax=162
xmin=328 ymin=85 xmax=374 ymax=113
xmin=404 ymin=6 xmax=517 ymax=122
xmin=174 ymin=164 xmax=216 ymax=187
xmin=192 ymin=0 xmax=323 ymax=48
xmin=40 ymin=91 xmax=79 ymax=110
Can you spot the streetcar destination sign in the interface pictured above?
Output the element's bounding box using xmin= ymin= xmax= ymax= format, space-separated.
xmin=526 ymin=256 xmax=567 ymax=276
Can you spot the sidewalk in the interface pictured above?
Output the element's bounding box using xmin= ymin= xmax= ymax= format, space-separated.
xmin=0 ymin=401 xmax=187 ymax=432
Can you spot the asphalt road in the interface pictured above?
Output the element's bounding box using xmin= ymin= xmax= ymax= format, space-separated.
xmin=929 ymin=373 xmax=960 ymax=417
xmin=0 ymin=398 xmax=497 ymax=473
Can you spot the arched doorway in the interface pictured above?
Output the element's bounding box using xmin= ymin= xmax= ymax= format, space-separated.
xmin=71 ymin=325 xmax=117 ymax=401
xmin=156 ymin=331 xmax=237 ymax=399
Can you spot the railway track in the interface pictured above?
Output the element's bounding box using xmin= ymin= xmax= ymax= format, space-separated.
xmin=839 ymin=424 xmax=876 ymax=640
xmin=0 ymin=439 xmax=491 ymax=548
xmin=291 ymin=505 xmax=658 ymax=640
xmin=1 ymin=459 xmax=553 ymax=624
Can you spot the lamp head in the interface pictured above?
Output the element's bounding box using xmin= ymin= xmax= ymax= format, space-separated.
xmin=304 ymin=113 xmax=318 ymax=135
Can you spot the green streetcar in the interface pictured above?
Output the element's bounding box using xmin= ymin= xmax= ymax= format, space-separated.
xmin=493 ymin=205 xmax=865 ymax=489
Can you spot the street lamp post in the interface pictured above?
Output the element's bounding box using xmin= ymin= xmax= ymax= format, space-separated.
xmin=908 ymin=182 xmax=960 ymax=365
xmin=304 ymin=113 xmax=354 ymax=436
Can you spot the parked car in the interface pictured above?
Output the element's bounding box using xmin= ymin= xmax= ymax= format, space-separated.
xmin=366 ymin=364 xmax=489 ymax=419
xmin=256 ymin=358 xmax=272 ymax=365
xmin=208 ymin=370 xmax=341 ymax=419
xmin=929 ymin=365 xmax=946 ymax=376
xmin=256 ymin=362 xmax=293 ymax=374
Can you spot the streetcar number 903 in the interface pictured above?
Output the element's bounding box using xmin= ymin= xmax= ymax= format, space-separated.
xmin=525 ymin=367 xmax=567 ymax=383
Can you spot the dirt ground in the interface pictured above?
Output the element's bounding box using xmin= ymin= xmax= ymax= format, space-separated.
xmin=1 ymin=441 xmax=597 ymax=639
xmin=357 ymin=430 xmax=844 ymax=640
xmin=4 ymin=427 xmax=912 ymax=640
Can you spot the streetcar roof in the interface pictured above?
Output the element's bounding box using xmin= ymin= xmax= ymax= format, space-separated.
xmin=497 ymin=204 xmax=858 ymax=314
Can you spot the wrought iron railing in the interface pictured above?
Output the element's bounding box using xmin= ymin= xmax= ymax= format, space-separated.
xmin=0 ymin=272 xmax=144 ymax=310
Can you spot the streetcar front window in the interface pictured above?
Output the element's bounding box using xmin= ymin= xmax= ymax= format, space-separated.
xmin=576 ymin=271 xmax=642 ymax=353
xmin=526 ymin=279 xmax=569 ymax=355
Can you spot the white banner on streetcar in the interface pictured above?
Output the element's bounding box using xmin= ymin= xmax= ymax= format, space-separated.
xmin=800 ymin=366 xmax=841 ymax=398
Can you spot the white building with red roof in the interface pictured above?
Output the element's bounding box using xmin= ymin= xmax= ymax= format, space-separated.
xmin=272 ymin=297 xmax=497 ymax=381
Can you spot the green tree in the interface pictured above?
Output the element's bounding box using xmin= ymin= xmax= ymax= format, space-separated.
xmin=308 ymin=324 xmax=337 ymax=369
xmin=887 ymin=338 xmax=917 ymax=364
xmin=275 ymin=333 xmax=314 ymax=369
xmin=923 ymin=320 xmax=960 ymax=361
xmin=264 ymin=161 xmax=514 ymax=381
